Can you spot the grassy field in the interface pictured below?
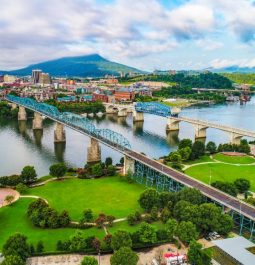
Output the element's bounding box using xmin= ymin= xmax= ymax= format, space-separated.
xmin=26 ymin=176 xmax=145 ymax=220
xmin=0 ymin=198 xmax=105 ymax=252
xmin=185 ymin=163 xmax=255 ymax=191
xmin=213 ymin=153 xmax=255 ymax=164
xmin=184 ymin=155 xmax=214 ymax=165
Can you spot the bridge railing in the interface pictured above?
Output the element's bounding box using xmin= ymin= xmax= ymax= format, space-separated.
xmin=135 ymin=102 xmax=171 ymax=117
xmin=6 ymin=95 xmax=132 ymax=150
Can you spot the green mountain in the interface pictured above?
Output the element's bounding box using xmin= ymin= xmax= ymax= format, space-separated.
xmin=1 ymin=54 xmax=144 ymax=77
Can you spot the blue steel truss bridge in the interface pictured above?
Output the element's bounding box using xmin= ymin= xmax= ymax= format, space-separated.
xmin=5 ymin=95 xmax=255 ymax=240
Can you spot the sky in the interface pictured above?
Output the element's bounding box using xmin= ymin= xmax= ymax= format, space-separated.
xmin=1 ymin=0 xmax=255 ymax=71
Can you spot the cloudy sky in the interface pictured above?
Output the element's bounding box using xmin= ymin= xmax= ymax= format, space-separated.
xmin=1 ymin=0 xmax=255 ymax=71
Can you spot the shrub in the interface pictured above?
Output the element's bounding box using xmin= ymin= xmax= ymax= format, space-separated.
xmin=15 ymin=183 xmax=28 ymax=194
xmin=49 ymin=163 xmax=67 ymax=178
xmin=20 ymin=166 xmax=37 ymax=183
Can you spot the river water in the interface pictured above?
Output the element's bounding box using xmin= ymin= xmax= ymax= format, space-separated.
xmin=1 ymin=97 xmax=255 ymax=176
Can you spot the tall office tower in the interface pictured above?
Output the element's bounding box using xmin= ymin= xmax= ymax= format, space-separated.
xmin=32 ymin=69 xmax=42 ymax=84
xmin=39 ymin=73 xmax=51 ymax=85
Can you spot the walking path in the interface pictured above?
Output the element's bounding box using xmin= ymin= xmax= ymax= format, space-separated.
xmin=20 ymin=195 xmax=48 ymax=204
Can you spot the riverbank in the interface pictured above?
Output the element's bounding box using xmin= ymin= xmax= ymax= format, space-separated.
xmin=161 ymin=98 xmax=213 ymax=108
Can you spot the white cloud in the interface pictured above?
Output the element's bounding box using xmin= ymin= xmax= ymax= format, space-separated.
xmin=196 ymin=39 xmax=223 ymax=51
xmin=210 ymin=58 xmax=255 ymax=68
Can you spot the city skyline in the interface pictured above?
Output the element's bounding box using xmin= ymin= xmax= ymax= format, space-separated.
xmin=1 ymin=0 xmax=255 ymax=71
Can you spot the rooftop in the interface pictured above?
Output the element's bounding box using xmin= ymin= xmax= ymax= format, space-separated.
xmin=213 ymin=236 xmax=255 ymax=265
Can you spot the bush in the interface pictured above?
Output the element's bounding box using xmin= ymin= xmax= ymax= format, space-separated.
xmin=15 ymin=183 xmax=27 ymax=194
xmin=127 ymin=214 xmax=138 ymax=226
xmin=212 ymin=181 xmax=238 ymax=197
xmin=234 ymin=178 xmax=250 ymax=193
xmin=49 ymin=163 xmax=67 ymax=178
xmin=81 ymin=256 xmax=98 ymax=265
xmin=0 ymin=175 xmax=22 ymax=187
xmin=138 ymin=188 xmax=159 ymax=212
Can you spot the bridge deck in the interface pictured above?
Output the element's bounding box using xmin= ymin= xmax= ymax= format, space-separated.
xmin=127 ymin=150 xmax=255 ymax=221
xmin=172 ymin=116 xmax=255 ymax=138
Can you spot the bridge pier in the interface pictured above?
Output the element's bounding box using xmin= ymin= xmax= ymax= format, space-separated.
xmin=166 ymin=117 xmax=180 ymax=132
xmin=54 ymin=122 xmax=66 ymax=143
xmin=11 ymin=103 xmax=17 ymax=110
xmin=133 ymin=111 xmax=144 ymax=122
xmin=124 ymin=155 xmax=135 ymax=175
xmin=32 ymin=112 xmax=43 ymax=130
xmin=194 ymin=125 xmax=208 ymax=139
xmin=117 ymin=108 xmax=127 ymax=117
xmin=230 ymin=132 xmax=243 ymax=145
xmin=18 ymin=106 xmax=27 ymax=121
xmin=87 ymin=138 xmax=101 ymax=164
xmin=105 ymin=106 xmax=117 ymax=114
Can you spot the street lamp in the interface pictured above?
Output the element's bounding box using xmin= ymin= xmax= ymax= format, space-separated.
xmin=98 ymin=251 xmax=101 ymax=265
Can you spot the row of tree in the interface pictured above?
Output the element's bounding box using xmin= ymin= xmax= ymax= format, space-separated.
xmin=212 ymin=178 xmax=250 ymax=197
xmin=45 ymin=99 xmax=105 ymax=114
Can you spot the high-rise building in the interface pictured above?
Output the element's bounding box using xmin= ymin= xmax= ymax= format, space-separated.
xmin=31 ymin=69 xmax=42 ymax=84
xmin=39 ymin=73 xmax=51 ymax=85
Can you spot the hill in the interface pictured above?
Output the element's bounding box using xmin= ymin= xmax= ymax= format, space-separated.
xmin=0 ymin=54 xmax=143 ymax=78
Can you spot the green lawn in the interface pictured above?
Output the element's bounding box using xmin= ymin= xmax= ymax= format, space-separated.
xmin=0 ymin=198 xmax=105 ymax=252
xmin=184 ymin=155 xmax=214 ymax=165
xmin=213 ymin=153 xmax=255 ymax=164
xmin=26 ymin=176 xmax=145 ymax=221
xmin=185 ymin=163 xmax=255 ymax=191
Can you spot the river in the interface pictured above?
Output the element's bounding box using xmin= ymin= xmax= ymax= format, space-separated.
xmin=0 ymin=97 xmax=255 ymax=176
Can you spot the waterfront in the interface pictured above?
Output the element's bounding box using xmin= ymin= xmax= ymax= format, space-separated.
xmin=1 ymin=98 xmax=255 ymax=176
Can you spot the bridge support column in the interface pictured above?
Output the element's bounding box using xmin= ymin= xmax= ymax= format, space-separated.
xmin=230 ymin=132 xmax=243 ymax=145
xmin=87 ymin=138 xmax=101 ymax=164
xmin=118 ymin=108 xmax=127 ymax=117
xmin=54 ymin=122 xmax=66 ymax=143
xmin=18 ymin=106 xmax=27 ymax=121
xmin=194 ymin=125 xmax=208 ymax=139
xmin=166 ymin=118 xmax=180 ymax=132
xmin=133 ymin=111 xmax=144 ymax=122
xmin=11 ymin=103 xmax=17 ymax=110
xmin=32 ymin=112 xmax=43 ymax=130
xmin=105 ymin=106 xmax=115 ymax=114
xmin=124 ymin=155 xmax=135 ymax=175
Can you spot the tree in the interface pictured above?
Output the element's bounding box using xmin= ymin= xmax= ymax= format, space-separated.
xmin=176 ymin=221 xmax=198 ymax=245
xmin=15 ymin=183 xmax=27 ymax=194
xmin=95 ymin=213 xmax=106 ymax=228
xmin=36 ymin=241 xmax=44 ymax=253
xmin=217 ymin=214 xmax=234 ymax=236
xmin=160 ymin=207 xmax=171 ymax=223
xmin=105 ymin=157 xmax=113 ymax=167
xmin=179 ymin=147 xmax=192 ymax=161
xmin=69 ymin=231 xmax=86 ymax=252
xmin=2 ymin=233 xmax=30 ymax=261
xmin=58 ymin=210 xmax=71 ymax=227
xmin=1 ymin=255 xmax=26 ymax=265
xmin=49 ymin=163 xmax=67 ymax=178
xmin=91 ymin=163 xmax=103 ymax=177
xmin=81 ymin=209 xmax=94 ymax=223
xmin=169 ymin=151 xmax=182 ymax=164
xmin=188 ymin=240 xmax=211 ymax=265
xmin=4 ymin=195 xmax=14 ymax=205
xmin=165 ymin=218 xmax=178 ymax=239
xmin=92 ymin=238 xmax=101 ymax=252
xmin=127 ymin=214 xmax=137 ymax=226
xmin=20 ymin=166 xmax=37 ymax=183
xmin=111 ymin=230 xmax=132 ymax=251
xmin=191 ymin=141 xmax=205 ymax=159
xmin=206 ymin=141 xmax=217 ymax=154
xmin=178 ymin=139 xmax=192 ymax=150
xmin=234 ymin=178 xmax=250 ymax=194
xmin=81 ymin=256 xmax=98 ymax=265
xmin=110 ymin=247 xmax=138 ymax=265
xmin=150 ymin=206 xmax=158 ymax=221
xmin=106 ymin=215 xmax=115 ymax=227
xmin=138 ymin=188 xmax=159 ymax=212
xmin=138 ymin=222 xmax=157 ymax=244
xmin=178 ymin=188 xmax=204 ymax=205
